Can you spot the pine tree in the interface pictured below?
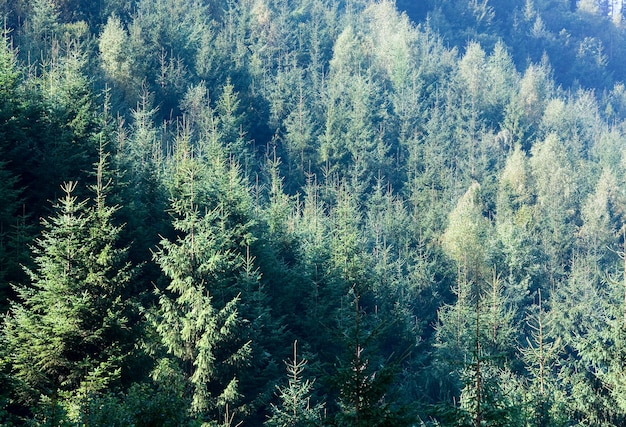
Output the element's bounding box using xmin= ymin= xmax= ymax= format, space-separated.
xmin=281 ymin=79 xmax=317 ymax=190
xmin=549 ymin=254 xmax=626 ymax=425
xmin=216 ymin=79 xmax=251 ymax=170
xmin=589 ymin=237 xmax=626 ymax=420
xmin=20 ymin=31 xmax=99 ymax=214
xmin=577 ymin=169 xmax=619 ymax=272
xmin=0 ymin=157 xmax=21 ymax=311
xmin=495 ymin=145 xmax=541 ymax=314
xmin=530 ymin=132 xmax=581 ymax=291
xmin=441 ymin=182 xmax=492 ymax=285
xmin=98 ymin=13 xmax=143 ymax=106
xmin=291 ymin=172 xmax=333 ymax=342
xmin=457 ymin=271 xmax=520 ymax=427
xmin=22 ymin=0 xmax=61 ymax=58
xmin=435 ymin=183 xmax=524 ymax=424
xmin=0 ymin=29 xmax=35 ymax=305
xmin=320 ymin=24 xmax=390 ymax=193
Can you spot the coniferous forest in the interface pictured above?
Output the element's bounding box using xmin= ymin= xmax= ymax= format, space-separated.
xmin=4 ymin=0 xmax=626 ymax=425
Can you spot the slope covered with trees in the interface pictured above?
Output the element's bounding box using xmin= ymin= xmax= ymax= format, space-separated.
xmin=2 ymin=0 xmax=626 ymax=425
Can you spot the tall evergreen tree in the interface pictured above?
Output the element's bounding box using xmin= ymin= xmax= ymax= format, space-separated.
xmin=495 ymin=145 xmax=541 ymax=313
xmin=519 ymin=289 xmax=565 ymax=426
xmin=2 ymin=149 xmax=139 ymax=421
xmin=0 ymin=29 xmax=36 ymax=302
xmin=331 ymin=289 xmax=409 ymax=427
xmin=114 ymin=90 xmax=169 ymax=285
xmin=0 ymin=92 xmax=24 ymax=309
xmin=153 ymin=123 xmax=253 ymax=423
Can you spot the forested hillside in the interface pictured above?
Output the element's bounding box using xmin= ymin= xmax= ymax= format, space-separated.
xmin=2 ymin=0 xmax=626 ymax=425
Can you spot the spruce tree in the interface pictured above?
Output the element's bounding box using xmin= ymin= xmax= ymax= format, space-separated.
xmin=114 ymin=90 xmax=169 ymax=287
xmin=216 ymin=80 xmax=251 ymax=170
xmin=0 ymin=158 xmax=21 ymax=310
xmin=2 ymin=149 xmax=139 ymax=419
xmin=520 ymin=289 xmax=564 ymax=426
xmin=332 ymin=290 xmax=409 ymax=427
xmin=495 ymin=145 xmax=540 ymax=314
xmin=265 ymin=341 xmax=324 ymax=427
xmin=153 ymin=123 xmax=253 ymax=423
xmin=0 ymin=28 xmax=35 ymax=308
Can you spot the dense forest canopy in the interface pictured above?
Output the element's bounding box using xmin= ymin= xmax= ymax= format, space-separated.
xmin=2 ymin=0 xmax=626 ymax=425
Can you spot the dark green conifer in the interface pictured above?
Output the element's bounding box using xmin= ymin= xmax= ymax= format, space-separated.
xmin=2 ymin=147 xmax=139 ymax=420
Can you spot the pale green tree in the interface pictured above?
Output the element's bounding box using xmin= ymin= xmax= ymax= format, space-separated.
xmin=154 ymin=121 xmax=255 ymax=423
xmin=496 ymin=145 xmax=541 ymax=312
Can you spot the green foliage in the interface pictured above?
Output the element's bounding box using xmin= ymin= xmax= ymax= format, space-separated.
xmin=441 ymin=182 xmax=493 ymax=282
xmin=530 ymin=132 xmax=582 ymax=287
xmin=99 ymin=14 xmax=139 ymax=105
xmin=265 ymin=341 xmax=324 ymax=427
xmin=320 ymin=24 xmax=392 ymax=191
xmin=215 ymin=80 xmax=252 ymax=171
xmin=23 ymin=0 xmax=61 ymax=55
xmin=153 ymin=123 xmax=256 ymax=421
xmin=4 ymin=0 xmax=626 ymax=425
xmin=331 ymin=291 xmax=410 ymax=427
xmin=113 ymin=91 xmax=169 ymax=286
xmin=0 ymin=156 xmax=21 ymax=310
xmin=495 ymin=145 xmax=541 ymax=311
xmin=519 ymin=289 xmax=565 ymax=426
xmin=26 ymin=358 xmax=194 ymax=426
xmin=3 ymin=167 xmax=139 ymax=417
xmin=4 ymin=28 xmax=99 ymax=228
